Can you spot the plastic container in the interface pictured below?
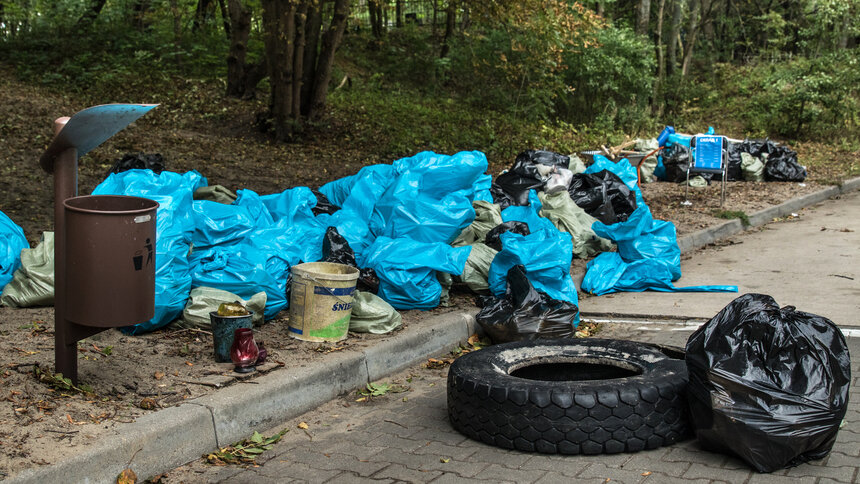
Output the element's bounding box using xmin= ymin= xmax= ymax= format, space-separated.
xmin=657 ymin=126 xmax=675 ymax=147
xmin=289 ymin=262 xmax=359 ymax=342
xmin=210 ymin=310 xmax=254 ymax=362
xmin=63 ymin=195 xmax=158 ymax=327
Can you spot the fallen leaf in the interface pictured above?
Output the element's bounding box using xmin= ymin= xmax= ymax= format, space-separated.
xmin=440 ymin=457 xmax=450 ymax=463
xmin=297 ymin=422 xmax=309 ymax=430
xmin=154 ymin=371 xmax=164 ymax=380
xmin=185 ymin=361 xmax=193 ymax=366
xmin=116 ymin=468 xmax=137 ymax=484
xmin=138 ymin=398 xmax=158 ymax=410
xmin=642 ymin=471 xmax=651 ymax=476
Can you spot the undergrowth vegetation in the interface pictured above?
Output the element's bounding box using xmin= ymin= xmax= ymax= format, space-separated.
xmin=0 ymin=1 xmax=858 ymax=168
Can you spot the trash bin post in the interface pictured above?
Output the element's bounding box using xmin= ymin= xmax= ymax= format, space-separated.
xmin=40 ymin=104 xmax=158 ymax=384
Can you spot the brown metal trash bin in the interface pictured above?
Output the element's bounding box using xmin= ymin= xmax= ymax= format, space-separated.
xmin=63 ymin=195 xmax=158 ymax=327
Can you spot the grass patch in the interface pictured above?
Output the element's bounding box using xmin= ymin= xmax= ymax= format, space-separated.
xmin=714 ymin=210 xmax=751 ymax=227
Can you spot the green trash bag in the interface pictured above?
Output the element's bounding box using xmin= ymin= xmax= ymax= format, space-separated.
xmin=0 ymin=232 xmax=54 ymax=308
xmin=741 ymin=152 xmax=765 ymax=182
xmin=538 ymin=192 xmax=613 ymax=259
xmin=635 ymin=138 xmax=660 ymax=183
xmin=349 ymin=290 xmax=402 ymax=334
xmin=174 ymin=286 xmax=266 ymax=330
xmin=194 ymin=185 xmax=238 ymax=204
xmin=452 ymin=200 xmax=502 ymax=247
xmin=568 ymin=154 xmax=587 ymax=175
xmin=461 ymin=243 xmax=497 ymax=294
xmin=438 ymin=271 xmax=454 ymax=307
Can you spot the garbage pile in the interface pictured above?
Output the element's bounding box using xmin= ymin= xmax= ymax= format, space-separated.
xmin=640 ymin=127 xmax=806 ymax=184
xmin=0 ymin=146 xmax=737 ymax=336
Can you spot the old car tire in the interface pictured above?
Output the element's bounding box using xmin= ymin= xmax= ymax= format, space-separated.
xmin=447 ymin=338 xmax=691 ymax=454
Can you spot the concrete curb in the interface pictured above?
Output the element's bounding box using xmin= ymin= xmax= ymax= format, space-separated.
xmin=10 ymin=178 xmax=859 ymax=483
xmin=679 ymin=177 xmax=860 ymax=252
xmin=9 ymin=312 xmax=478 ymax=484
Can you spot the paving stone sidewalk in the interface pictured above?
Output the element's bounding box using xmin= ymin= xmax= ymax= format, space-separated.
xmin=163 ymin=323 xmax=860 ymax=484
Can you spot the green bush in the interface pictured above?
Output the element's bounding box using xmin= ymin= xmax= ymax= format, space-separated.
xmin=559 ymin=26 xmax=655 ymax=132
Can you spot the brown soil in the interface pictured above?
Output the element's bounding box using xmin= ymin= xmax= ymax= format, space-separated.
xmin=0 ymin=64 xmax=849 ymax=479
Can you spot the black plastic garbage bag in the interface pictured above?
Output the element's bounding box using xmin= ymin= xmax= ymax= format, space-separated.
xmin=475 ymin=265 xmax=578 ymax=344
xmin=568 ymin=170 xmax=637 ymax=224
xmin=725 ymin=142 xmax=746 ymax=181
xmin=764 ymin=153 xmax=806 ymax=182
xmin=515 ymin=149 xmax=570 ymax=169
xmin=662 ymin=144 xmax=716 ymax=184
xmin=729 ymin=139 xmax=805 ymax=182
xmin=108 ymin=153 xmax=165 ymax=176
xmin=685 ymin=293 xmax=851 ymax=473
xmin=491 ymin=150 xmax=571 ymax=209
xmin=320 ymin=227 xmax=380 ymax=293
xmin=311 ymin=189 xmax=340 ymax=216
xmin=484 ymin=221 xmax=530 ymax=252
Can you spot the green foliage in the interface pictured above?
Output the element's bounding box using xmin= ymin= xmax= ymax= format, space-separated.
xmin=714 ymin=210 xmax=750 ymax=227
xmin=559 ymin=26 xmax=655 ymax=133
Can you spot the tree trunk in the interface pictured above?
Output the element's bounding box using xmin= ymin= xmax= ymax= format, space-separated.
xmin=432 ymin=0 xmax=438 ymax=36
xmin=217 ymin=0 xmax=230 ymax=37
xmin=193 ymin=0 xmax=216 ymax=31
xmin=292 ymin=2 xmax=309 ymax=122
xmin=263 ymin=0 xmax=297 ymax=140
xmin=681 ymin=0 xmax=700 ymax=77
xmin=460 ymin=2 xmax=470 ymax=31
xmin=396 ymin=0 xmax=402 ymax=28
xmin=131 ymin=0 xmax=152 ymax=31
xmin=309 ymin=0 xmax=350 ymax=119
xmin=838 ymin=10 xmax=850 ymax=49
xmin=667 ymin=0 xmax=682 ymax=75
xmin=597 ymin=2 xmax=605 ymax=17
xmin=301 ymin=1 xmax=323 ymax=115
xmin=77 ymin=0 xmax=108 ymax=27
xmin=636 ymin=0 xmax=651 ymax=36
xmin=440 ymin=1 xmax=456 ymax=58
xmin=368 ymin=0 xmax=383 ymax=38
xmin=226 ymin=0 xmax=252 ymax=97
xmin=653 ymin=0 xmax=666 ymax=108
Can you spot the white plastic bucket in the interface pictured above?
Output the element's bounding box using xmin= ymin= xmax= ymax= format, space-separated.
xmin=288 ymin=262 xmax=359 ymax=342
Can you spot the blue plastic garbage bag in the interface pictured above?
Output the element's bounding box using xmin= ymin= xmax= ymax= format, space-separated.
xmin=93 ymin=169 xmax=205 ymax=333
xmin=319 ymin=164 xmax=395 ymax=208
xmin=0 ymin=211 xmax=29 ymax=293
xmin=581 ymin=252 xmax=738 ymax=295
xmin=500 ymin=190 xmax=557 ymax=235
xmin=234 ymin=189 xmax=275 ymax=228
xmin=474 ymin=174 xmax=493 ymax=202
xmin=592 ymin=204 xmax=681 ymax=280
xmin=360 ymin=236 xmax=471 ymax=310
xmin=189 ymin=244 xmax=289 ymax=319
xmin=191 ymin=200 xmax=257 ymax=249
xmin=371 ymin=151 xmax=487 ymax=244
xmin=582 ymin=204 xmax=738 ymax=296
xmin=487 ymin=228 xmax=579 ymax=305
xmin=586 ymin=155 xmax=644 ymax=206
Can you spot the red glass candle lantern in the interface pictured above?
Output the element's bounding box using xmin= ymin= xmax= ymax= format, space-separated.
xmin=230 ymin=328 xmax=259 ymax=373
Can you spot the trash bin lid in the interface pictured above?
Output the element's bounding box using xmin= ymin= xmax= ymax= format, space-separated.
xmin=40 ymin=104 xmax=158 ymax=173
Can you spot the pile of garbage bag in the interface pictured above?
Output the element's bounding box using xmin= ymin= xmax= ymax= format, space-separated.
xmin=0 ymin=144 xmax=740 ymax=336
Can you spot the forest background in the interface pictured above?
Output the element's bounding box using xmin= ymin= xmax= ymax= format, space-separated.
xmin=0 ymin=0 xmax=858 ymax=178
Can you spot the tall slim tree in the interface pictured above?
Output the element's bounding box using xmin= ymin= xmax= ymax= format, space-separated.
xmin=681 ymin=0 xmax=700 ymax=76
xmin=261 ymin=0 xmax=350 ymax=140
xmin=440 ymin=0 xmax=457 ymax=58
xmin=636 ymin=0 xmax=651 ymax=35
xmin=667 ymin=0 xmax=682 ymax=75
